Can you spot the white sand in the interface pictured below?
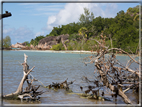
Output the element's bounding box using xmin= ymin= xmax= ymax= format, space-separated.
xmin=13 ymin=50 xmax=97 ymax=54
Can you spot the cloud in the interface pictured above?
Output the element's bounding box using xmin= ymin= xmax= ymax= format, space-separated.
xmin=47 ymin=15 xmax=57 ymax=30
xmin=47 ymin=3 xmax=87 ymax=30
xmin=3 ymin=26 xmax=35 ymax=44
xmin=18 ymin=3 xmax=65 ymax=16
xmin=3 ymin=25 xmax=48 ymax=44
xmin=103 ymin=3 xmax=118 ymax=17
xmin=34 ymin=31 xmax=45 ymax=38
xmin=3 ymin=28 xmax=15 ymax=34
xmin=46 ymin=3 xmax=119 ymax=31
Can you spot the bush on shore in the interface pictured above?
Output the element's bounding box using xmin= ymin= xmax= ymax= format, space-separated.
xmin=51 ymin=43 xmax=65 ymax=51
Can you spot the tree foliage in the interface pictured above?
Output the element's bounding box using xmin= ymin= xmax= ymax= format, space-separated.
xmin=51 ymin=43 xmax=65 ymax=51
xmin=3 ymin=36 xmax=11 ymax=48
xmin=79 ymin=7 xmax=94 ymax=26
xmin=24 ymin=41 xmax=30 ymax=47
xmin=78 ymin=27 xmax=88 ymax=40
xmin=30 ymin=35 xmax=45 ymax=46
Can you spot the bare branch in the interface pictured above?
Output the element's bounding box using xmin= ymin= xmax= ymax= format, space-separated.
xmin=107 ymin=48 xmax=140 ymax=65
xmin=123 ymin=88 xmax=130 ymax=93
xmin=24 ymin=53 xmax=28 ymax=63
xmin=26 ymin=66 xmax=35 ymax=76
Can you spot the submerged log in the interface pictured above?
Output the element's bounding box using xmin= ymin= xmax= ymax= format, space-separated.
xmin=46 ymin=78 xmax=75 ymax=92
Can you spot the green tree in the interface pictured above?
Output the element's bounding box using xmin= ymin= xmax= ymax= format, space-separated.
xmin=68 ymin=33 xmax=80 ymax=41
xmin=49 ymin=27 xmax=62 ymax=36
xmin=24 ymin=41 xmax=30 ymax=47
xmin=30 ymin=35 xmax=45 ymax=46
xmin=79 ymin=7 xmax=94 ymax=26
xmin=3 ymin=36 xmax=11 ymax=48
xmin=30 ymin=39 xmax=34 ymax=44
xmin=107 ymin=9 xmax=139 ymax=53
xmin=92 ymin=16 xmax=105 ymax=35
xmin=78 ymin=27 xmax=88 ymax=40
xmin=51 ymin=43 xmax=64 ymax=51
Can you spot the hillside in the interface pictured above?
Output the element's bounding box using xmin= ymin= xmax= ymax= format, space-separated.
xmin=25 ymin=5 xmax=141 ymax=54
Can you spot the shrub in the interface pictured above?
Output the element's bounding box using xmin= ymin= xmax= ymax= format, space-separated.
xmin=51 ymin=43 xmax=63 ymax=51
xmin=69 ymin=33 xmax=80 ymax=41
xmin=67 ymin=45 xmax=73 ymax=50
xmin=83 ymin=43 xmax=90 ymax=51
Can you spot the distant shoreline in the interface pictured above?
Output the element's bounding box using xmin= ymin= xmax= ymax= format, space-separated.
xmin=4 ymin=49 xmax=139 ymax=57
xmin=12 ymin=49 xmax=97 ymax=54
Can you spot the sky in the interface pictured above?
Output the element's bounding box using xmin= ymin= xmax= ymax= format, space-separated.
xmin=1 ymin=0 xmax=140 ymax=44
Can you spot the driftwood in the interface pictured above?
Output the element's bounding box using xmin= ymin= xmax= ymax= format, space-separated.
xmin=81 ymin=36 xmax=140 ymax=104
xmin=46 ymin=78 xmax=75 ymax=91
xmin=3 ymin=53 xmax=44 ymax=101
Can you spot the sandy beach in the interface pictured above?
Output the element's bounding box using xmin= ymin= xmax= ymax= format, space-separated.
xmin=12 ymin=49 xmax=97 ymax=54
xmin=11 ymin=49 xmax=140 ymax=57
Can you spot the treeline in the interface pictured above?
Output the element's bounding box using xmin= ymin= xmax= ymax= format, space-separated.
xmin=28 ymin=5 xmax=140 ymax=53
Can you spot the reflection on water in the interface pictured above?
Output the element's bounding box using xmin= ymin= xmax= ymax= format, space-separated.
xmin=2 ymin=50 xmax=139 ymax=105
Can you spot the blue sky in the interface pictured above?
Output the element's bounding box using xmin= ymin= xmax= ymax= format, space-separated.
xmin=2 ymin=1 xmax=140 ymax=44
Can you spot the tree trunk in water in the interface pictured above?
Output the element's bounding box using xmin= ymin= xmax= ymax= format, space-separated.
xmin=3 ymin=54 xmax=35 ymax=98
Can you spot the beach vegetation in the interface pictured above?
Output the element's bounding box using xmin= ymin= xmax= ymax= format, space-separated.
xmin=3 ymin=36 xmax=11 ymax=48
xmin=24 ymin=41 xmax=30 ymax=47
xmin=30 ymin=35 xmax=45 ymax=46
xmin=51 ymin=43 xmax=65 ymax=51
xmin=78 ymin=27 xmax=88 ymax=40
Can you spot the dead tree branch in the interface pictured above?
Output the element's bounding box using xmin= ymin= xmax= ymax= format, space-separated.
xmin=3 ymin=53 xmax=44 ymax=101
xmin=82 ymin=38 xmax=140 ymax=104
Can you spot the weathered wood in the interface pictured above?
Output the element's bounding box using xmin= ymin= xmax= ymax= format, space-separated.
xmin=82 ymin=37 xmax=140 ymax=104
xmin=14 ymin=66 xmax=35 ymax=95
xmin=107 ymin=48 xmax=140 ymax=65
xmin=46 ymin=78 xmax=74 ymax=92
xmin=3 ymin=53 xmax=43 ymax=101
xmin=113 ymin=66 xmax=139 ymax=77
xmin=94 ymin=58 xmax=132 ymax=104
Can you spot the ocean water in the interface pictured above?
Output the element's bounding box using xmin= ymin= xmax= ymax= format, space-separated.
xmin=2 ymin=50 xmax=139 ymax=105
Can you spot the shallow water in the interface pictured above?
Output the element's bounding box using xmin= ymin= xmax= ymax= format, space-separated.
xmin=2 ymin=50 xmax=139 ymax=105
